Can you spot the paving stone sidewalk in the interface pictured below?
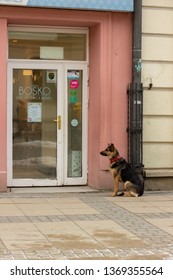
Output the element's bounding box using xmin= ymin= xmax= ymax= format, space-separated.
xmin=0 ymin=189 xmax=173 ymax=260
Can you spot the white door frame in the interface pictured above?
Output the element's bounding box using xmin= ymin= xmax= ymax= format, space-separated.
xmin=7 ymin=60 xmax=88 ymax=187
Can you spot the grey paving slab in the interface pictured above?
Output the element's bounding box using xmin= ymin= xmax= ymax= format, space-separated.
xmin=0 ymin=190 xmax=173 ymax=259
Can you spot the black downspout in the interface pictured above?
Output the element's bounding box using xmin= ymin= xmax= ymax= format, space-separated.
xmin=132 ymin=0 xmax=142 ymax=85
xmin=128 ymin=0 xmax=144 ymax=172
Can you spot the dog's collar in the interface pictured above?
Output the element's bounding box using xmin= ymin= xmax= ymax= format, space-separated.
xmin=110 ymin=155 xmax=121 ymax=164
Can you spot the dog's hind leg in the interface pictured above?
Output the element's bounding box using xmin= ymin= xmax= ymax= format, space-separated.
xmin=123 ymin=191 xmax=138 ymax=197
xmin=130 ymin=191 xmax=139 ymax=197
xmin=124 ymin=181 xmax=139 ymax=197
xmin=123 ymin=191 xmax=133 ymax=197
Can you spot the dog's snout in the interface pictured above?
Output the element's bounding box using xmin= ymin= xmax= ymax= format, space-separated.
xmin=100 ymin=151 xmax=107 ymax=156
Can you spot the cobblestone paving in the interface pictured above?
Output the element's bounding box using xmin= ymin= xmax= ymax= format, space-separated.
xmin=0 ymin=191 xmax=173 ymax=260
xmin=80 ymin=195 xmax=173 ymax=246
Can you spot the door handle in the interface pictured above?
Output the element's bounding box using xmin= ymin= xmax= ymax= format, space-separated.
xmin=54 ymin=115 xmax=61 ymax=129
xmin=58 ymin=115 xmax=61 ymax=130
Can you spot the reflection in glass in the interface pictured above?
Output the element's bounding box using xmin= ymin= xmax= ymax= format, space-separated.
xmin=9 ymin=31 xmax=86 ymax=61
xmin=13 ymin=69 xmax=57 ymax=179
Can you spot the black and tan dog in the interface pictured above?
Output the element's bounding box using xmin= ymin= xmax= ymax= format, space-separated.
xmin=100 ymin=143 xmax=144 ymax=197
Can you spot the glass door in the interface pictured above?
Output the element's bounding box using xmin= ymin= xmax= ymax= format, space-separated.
xmin=7 ymin=62 xmax=88 ymax=187
xmin=64 ymin=65 xmax=88 ymax=185
xmin=8 ymin=62 xmax=62 ymax=186
xmin=13 ymin=69 xmax=58 ymax=179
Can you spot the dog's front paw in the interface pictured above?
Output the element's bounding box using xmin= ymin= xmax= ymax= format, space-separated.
xmin=111 ymin=192 xmax=117 ymax=197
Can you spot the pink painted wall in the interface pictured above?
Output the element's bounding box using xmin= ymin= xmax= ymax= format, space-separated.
xmin=0 ymin=6 xmax=132 ymax=191
xmin=89 ymin=13 xmax=132 ymax=190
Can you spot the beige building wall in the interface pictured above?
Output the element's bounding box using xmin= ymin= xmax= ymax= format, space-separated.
xmin=142 ymin=0 xmax=173 ymax=186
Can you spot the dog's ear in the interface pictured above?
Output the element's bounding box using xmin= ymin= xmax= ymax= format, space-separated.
xmin=110 ymin=143 xmax=115 ymax=151
xmin=107 ymin=143 xmax=111 ymax=148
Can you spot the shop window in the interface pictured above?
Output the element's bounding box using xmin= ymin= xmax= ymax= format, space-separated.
xmin=8 ymin=31 xmax=87 ymax=61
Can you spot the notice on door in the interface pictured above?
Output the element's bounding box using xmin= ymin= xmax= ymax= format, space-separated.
xmin=27 ymin=102 xmax=42 ymax=122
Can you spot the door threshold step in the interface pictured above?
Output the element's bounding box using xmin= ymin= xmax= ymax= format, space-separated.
xmin=8 ymin=186 xmax=98 ymax=194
